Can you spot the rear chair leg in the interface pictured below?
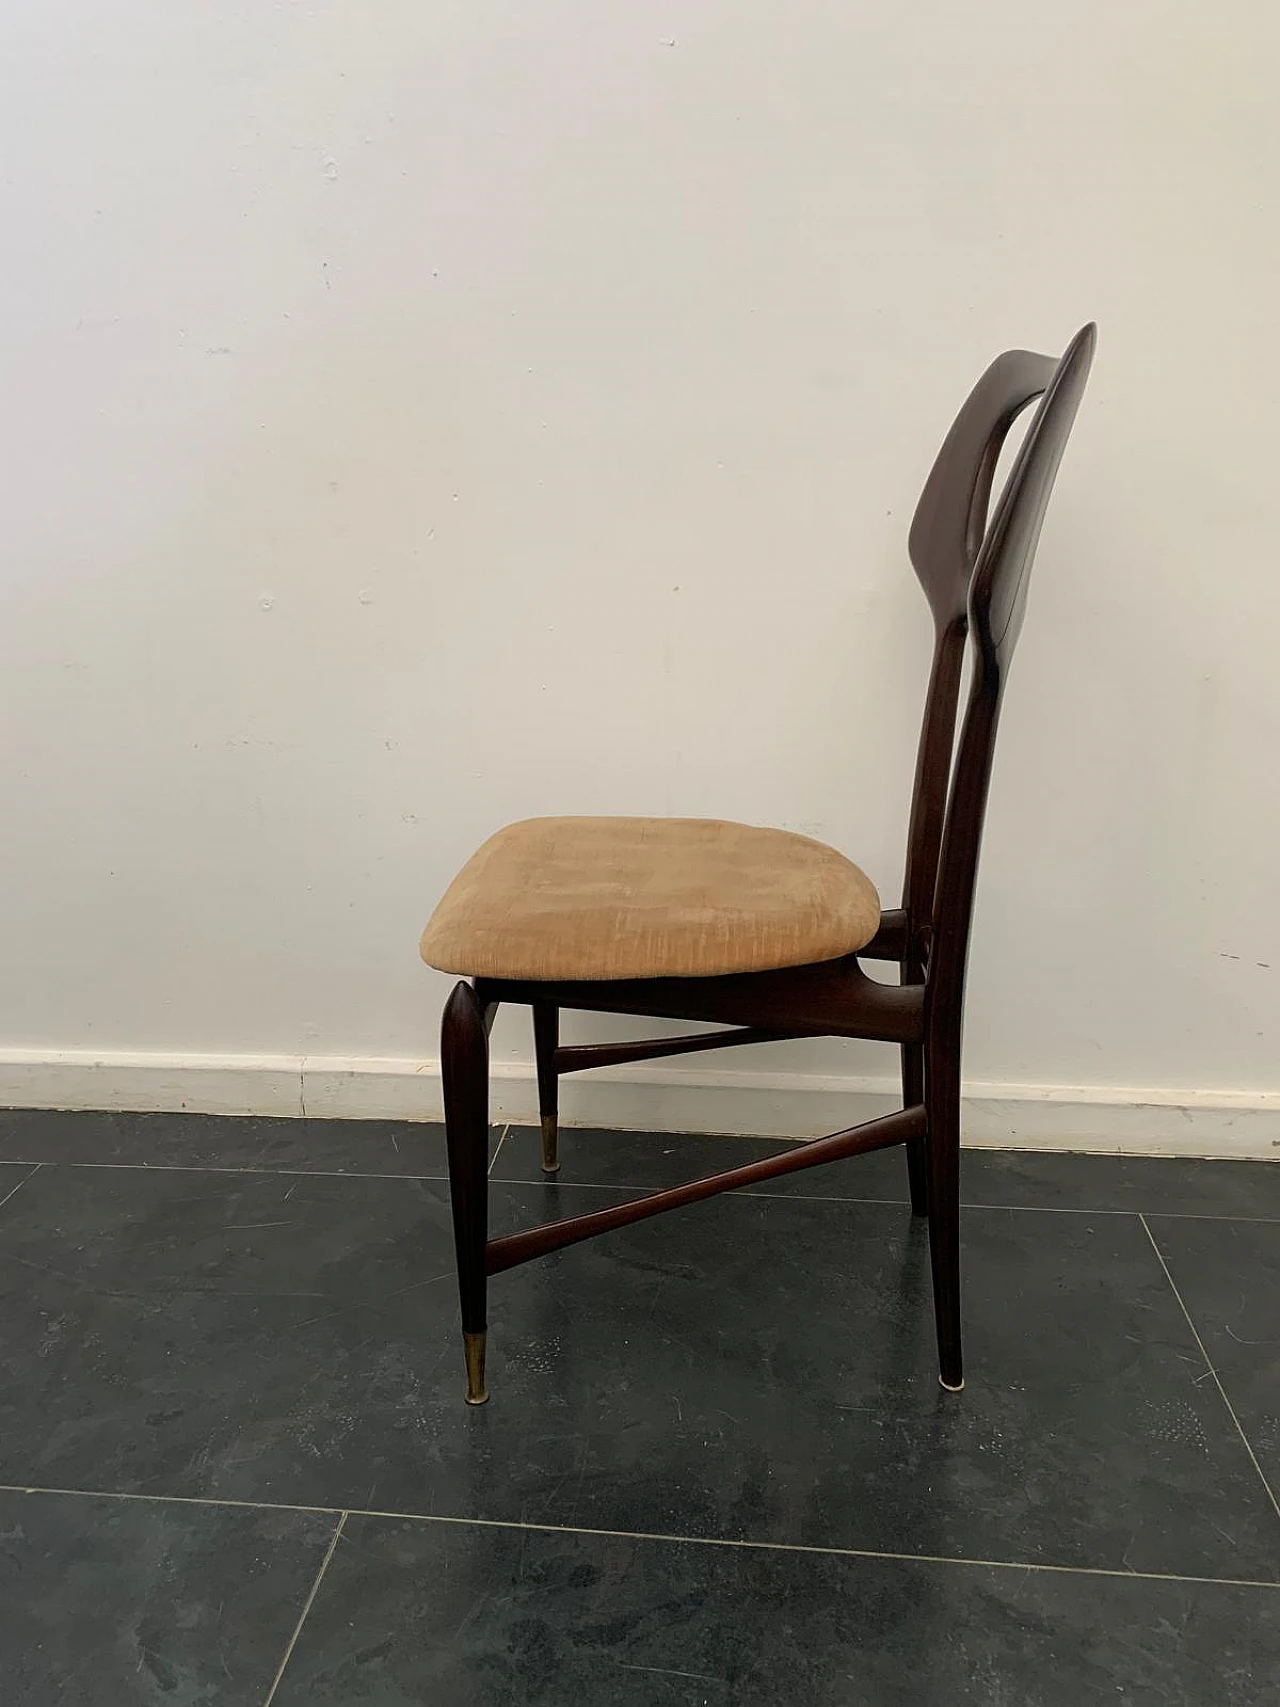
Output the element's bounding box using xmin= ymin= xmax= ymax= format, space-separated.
xmin=533 ymin=1002 xmax=559 ymax=1174
xmin=442 ymin=981 xmax=492 ymax=1405
xmin=900 ymin=1040 xmax=929 ymax=1217
xmin=925 ymin=1031 xmax=963 ymax=1392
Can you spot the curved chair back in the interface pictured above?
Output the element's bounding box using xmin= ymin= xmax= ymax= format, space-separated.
xmin=902 ymin=325 xmax=1097 ymax=1029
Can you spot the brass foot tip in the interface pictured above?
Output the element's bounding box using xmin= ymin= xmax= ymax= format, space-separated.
xmin=540 ymin=1113 xmax=560 ymax=1174
xmin=939 ymin=1374 xmax=965 ymax=1393
xmin=463 ymin=1330 xmax=489 ymax=1406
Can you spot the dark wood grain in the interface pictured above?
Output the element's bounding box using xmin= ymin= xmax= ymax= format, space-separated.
xmin=476 ymin=955 xmax=924 ymax=1044
xmin=441 ymin=982 xmax=492 ymax=1339
xmin=486 ymin=1106 xmax=927 ymax=1275
xmin=532 ymin=1000 xmax=559 ymax=1172
xmin=855 ymin=907 xmax=909 ymax=961
xmin=439 ymin=323 xmax=1097 ymax=1399
xmin=555 ymin=1028 xmax=790 ymax=1074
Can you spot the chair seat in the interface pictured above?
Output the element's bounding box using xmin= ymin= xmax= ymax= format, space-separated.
xmin=420 ymin=816 xmax=881 ymax=982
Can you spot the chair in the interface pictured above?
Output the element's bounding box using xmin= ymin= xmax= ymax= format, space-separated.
xmin=421 ymin=323 xmax=1096 ymax=1405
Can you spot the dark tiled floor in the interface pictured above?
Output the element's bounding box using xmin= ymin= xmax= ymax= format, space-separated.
xmin=0 ymin=1107 xmax=490 ymax=1176
xmin=495 ymin=1124 xmax=1280 ymax=1218
xmin=0 ymin=1487 xmax=336 ymax=1705
xmin=274 ymin=1517 xmax=1279 ymax=1707
xmin=0 ymin=1112 xmax=1277 ymax=1703
xmin=1146 ymin=1215 xmax=1280 ymax=1490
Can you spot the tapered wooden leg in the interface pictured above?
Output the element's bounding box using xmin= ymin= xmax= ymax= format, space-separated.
xmin=533 ymin=1002 xmax=559 ymax=1174
xmin=924 ymin=1030 xmax=963 ymax=1392
xmin=901 ymin=1040 xmax=929 ymax=1217
xmin=442 ymin=981 xmax=492 ymax=1404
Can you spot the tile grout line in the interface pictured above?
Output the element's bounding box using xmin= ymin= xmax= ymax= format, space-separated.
xmin=363 ymin=1509 xmax=1280 ymax=1592
xmin=1125 ymin=1208 xmax=1280 ymax=1226
xmin=487 ymin=1124 xmax=511 ymax=1177
xmin=0 ymin=1159 xmax=452 ymax=1184
xmin=3 ymin=1154 xmax=1278 ymax=1222
xmin=491 ymin=1177 xmax=1139 ymax=1215
xmin=261 ymin=1509 xmax=347 ymax=1706
xmin=1140 ymin=1213 xmax=1280 ymax=1523
xmin=490 ymin=1174 xmax=1280 ymax=1223
xmin=0 ymin=1163 xmax=40 ymax=1212
xmin=0 ymin=1482 xmax=336 ymax=1519
xmin=0 ymin=1480 xmax=1276 ymax=1594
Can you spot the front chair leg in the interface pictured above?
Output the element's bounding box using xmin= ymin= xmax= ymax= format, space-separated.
xmin=533 ymin=1001 xmax=559 ymax=1173
xmin=924 ymin=1030 xmax=963 ymax=1392
xmin=442 ymin=981 xmax=493 ymax=1405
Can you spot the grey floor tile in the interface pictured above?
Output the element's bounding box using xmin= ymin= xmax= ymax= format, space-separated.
xmin=1145 ymin=1215 xmax=1280 ymax=1498
xmin=953 ymin=1151 xmax=1280 ymax=1219
xmin=0 ymin=1487 xmax=336 ymax=1706
xmin=495 ymin=1123 xmax=897 ymax=1194
xmin=497 ymin=1126 xmax=1280 ymax=1218
xmin=0 ymin=1164 xmax=1273 ymax=1579
xmin=0 ymin=1163 xmax=37 ymax=1205
xmin=272 ymin=1515 xmax=1280 ymax=1706
xmin=0 ymin=1107 xmax=466 ymax=1176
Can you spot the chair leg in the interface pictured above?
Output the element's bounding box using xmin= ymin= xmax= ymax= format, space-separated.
xmin=924 ymin=1029 xmax=964 ymax=1392
xmin=442 ymin=981 xmax=491 ymax=1405
xmin=900 ymin=1041 xmax=929 ymax=1217
xmin=533 ymin=1002 xmax=559 ymax=1174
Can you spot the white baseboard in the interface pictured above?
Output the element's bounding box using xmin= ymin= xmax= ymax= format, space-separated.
xmin=0 ymin=1046 xmax=1277 ymax=1159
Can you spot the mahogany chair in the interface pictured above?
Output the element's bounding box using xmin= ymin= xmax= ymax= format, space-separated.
xmin=421 ymin=323 xmax=1096 ymax=1405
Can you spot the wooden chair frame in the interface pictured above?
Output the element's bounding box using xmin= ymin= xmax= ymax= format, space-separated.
xmin=440 ymin=324 xmax=1096 ymax=1405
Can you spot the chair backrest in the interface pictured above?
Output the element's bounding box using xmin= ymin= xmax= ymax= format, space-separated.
xmin=899 ymin=324 xmax=1096 ymax=1035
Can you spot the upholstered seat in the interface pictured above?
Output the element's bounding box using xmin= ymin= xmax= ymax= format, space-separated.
xmin=420 ymin=815 xmax=881 ymax=982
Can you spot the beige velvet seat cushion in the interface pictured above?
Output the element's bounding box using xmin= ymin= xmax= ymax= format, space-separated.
xmin=420 ymin=816 xmax=881 ymax=982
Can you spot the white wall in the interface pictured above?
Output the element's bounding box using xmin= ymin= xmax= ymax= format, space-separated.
xmin=2 ymin=3 xmax=1279 ymax=1146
